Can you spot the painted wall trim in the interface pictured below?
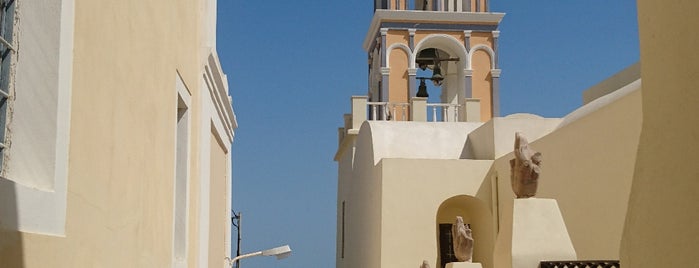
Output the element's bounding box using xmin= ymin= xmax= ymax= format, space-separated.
xmin=385 ymin=43 xmax=412 ymax=68
xmin=468 ymin=44 xmax=495 ymax=69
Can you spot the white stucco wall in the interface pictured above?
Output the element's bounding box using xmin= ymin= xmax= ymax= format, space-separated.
xmin=368 ymin=121 xmax=483 ymax=163
xmin=0 ymin=0 xmax=73 ymax=236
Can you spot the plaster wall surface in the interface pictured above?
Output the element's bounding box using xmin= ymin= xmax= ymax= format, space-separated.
xmin=582 ymin=63 xmax=640 ymax=104
xmin=380 ymin=158 xmax=494 ymax=268
xmin=5 ymin=0 xmax=61 ymax=189
xmin=388 ymin=48 xmax=410 ymax=106
xmin=493 ymin=87 xmax=642 ymax=261
xmin=0 ymin=0 xmax=234 ymax=267
xmin=340 ymin=125 xmax=383 ymax=268
xmin=620 ymin=2 xmax=699 ymax=267
xmin=471 ymin=50 xmax=492 ymax=120
xmin=208 ymin=133 xmax=227 ymax=268
xmin=467 ymin=116 xmax=561 ymax=160
xmin=336 ymin=138 xmax=355 ymax=268
xmin=367 ymin=121 xmax=483 ymax=164
xmin=387 ymin=30 xmax=409 ymax=47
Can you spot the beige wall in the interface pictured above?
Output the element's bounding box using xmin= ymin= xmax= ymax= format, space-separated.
xmin=381 ymin=159 xmax=494 ymax=268
xmin=208 ymin=132 xmax=228 ymax=268
xmin=492 ymin=88 xmax=642 ymax=261
xmin=620 ymin=1 xmax=699 ymax=267
xmin=0 ymin=0 xmax=234 ymax=267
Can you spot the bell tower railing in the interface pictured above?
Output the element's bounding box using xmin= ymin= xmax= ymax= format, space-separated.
xmin=375 ymin=0 xmax=490 ymax=12
xmin=345 ymin=96 xmax=481 ymax=126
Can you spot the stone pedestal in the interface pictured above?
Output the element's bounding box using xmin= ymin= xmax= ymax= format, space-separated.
xmin=494 ymin=198 xmax=576 ymax=268
xmin=446 ymin=262 xmax=483 ymax=268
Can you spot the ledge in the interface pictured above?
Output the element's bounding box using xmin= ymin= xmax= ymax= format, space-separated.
xmin=364 ymin=10 xmax=505 ymax=51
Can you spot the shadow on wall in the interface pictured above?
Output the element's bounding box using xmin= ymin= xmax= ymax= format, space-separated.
xmin=0 ymin=178 xmax=25 ymax=268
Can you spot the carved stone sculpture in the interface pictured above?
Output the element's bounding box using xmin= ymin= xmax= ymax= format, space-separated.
xmin=510 ymin=132 xmax=542 ymax=198
xmin=451 ymin=216 xmax=474 ymax=262
xmin=420 ymin=260 xmax=431 ymax=268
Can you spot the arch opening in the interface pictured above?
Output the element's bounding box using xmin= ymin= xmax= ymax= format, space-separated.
xmin=435 ymin=195 xmax=494 ymax=268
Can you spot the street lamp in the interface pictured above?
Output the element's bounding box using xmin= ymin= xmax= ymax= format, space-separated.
xmin=226 ymin=245 xmax=292 ymax=267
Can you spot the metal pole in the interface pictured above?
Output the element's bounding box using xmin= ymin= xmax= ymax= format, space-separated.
xmin=236 ymin=212 xmax=241 ymax=268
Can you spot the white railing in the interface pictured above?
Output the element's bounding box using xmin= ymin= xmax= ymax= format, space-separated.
xmin=426 ymin=103 xmax=462 ymax=122
xmin=416 ymin=0 xmax=487 ymax=12
xmin=367 ymin=102 xmax=410 ymax=121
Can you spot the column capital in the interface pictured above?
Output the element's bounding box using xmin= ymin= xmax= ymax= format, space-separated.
xmin=408 ymin=68 xmax=418 ymax=76
xmin=464 ymin=30 xmax=472 ymax=37
xmin=381 ymin=67 xmax=391 ymax=75
xmin=464 ymin=69 xmax=474 ymax=76
xmin=408 ymin=28 xmax=417 ymax=36
xmin=491 ymin=69 xmax=501 ymax=78
xmin=380 ymin=28 xmax=389 ymax=36
xmin=492 ymin=31 xmax=500 ymax=38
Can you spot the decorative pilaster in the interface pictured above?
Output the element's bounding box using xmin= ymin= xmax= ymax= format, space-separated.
xmin=380 ymin=28 xmax=388 ymax=68
xmin=464 ymin=69 xmax=474 ymax=98
xmin=463 ymin=30 xmax=472 ymax=51
xmin=381 ymin=67 xmax=390 ymax=102
xmin=492 ymin=31 xmax=500 ymax=68
xmin=491 ymin=69 xmax=501 ymax=117
xmin=408 ymin=29 xmax=416 ymax=50
xmin=408 ymin=68 xmax=417 ymax=97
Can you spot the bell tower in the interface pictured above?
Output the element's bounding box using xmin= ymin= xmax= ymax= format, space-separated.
xmin=365 ymin=0 xmax=504 ymax=121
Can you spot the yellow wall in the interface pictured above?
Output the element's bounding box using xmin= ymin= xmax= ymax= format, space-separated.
xmin=387 ymin=30 xmax=409 ymax=47
xmin=470 ymin=32 xmax=494 ymax=121
xmin=0 ymin=0 xmax=225 ymax=267
xmin=493 ymin=89 xmax=642 ymax=260
xmin=380 ymin=159 xmax=494 ymax=268
xmin=208 ymin=133 xmax=228 ymax=268
xmin=388 ymin=48 xmax=410 ymax=104
xmin=472 ymin=50 xmax=493 ymax=121
xmin=620 ymin=1 xmax=699 ymax=267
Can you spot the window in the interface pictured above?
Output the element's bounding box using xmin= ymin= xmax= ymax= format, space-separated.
xmin=439 ymin=223 xmax=458 ymax=267
xmin=0 ymin=0 xmax=16 ymax=168
xmin=173 ymin=73 xmax=191 ymax=267
xmin=341 ymin=201 xmax=346 ymax=258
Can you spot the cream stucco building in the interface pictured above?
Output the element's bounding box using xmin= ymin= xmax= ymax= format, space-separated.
xmin=0 ymin=0 xmax=237 ymax=267
xmin=336 ymin=1 xmax=698 ymax=268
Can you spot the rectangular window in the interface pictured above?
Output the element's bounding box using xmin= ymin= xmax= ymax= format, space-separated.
xmin=173 ymin=73 xmax=192 ymax=267
xmin=341 ymin=201 xmax=346 ymax=258
xmin=0 ymin=0 xmax=16 ymax=168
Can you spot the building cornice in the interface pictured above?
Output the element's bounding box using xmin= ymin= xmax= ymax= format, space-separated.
xmin=205 ymin=49 xmax=238 ymax=141
xmin=363 ymin=10 xmax=505 ymax=51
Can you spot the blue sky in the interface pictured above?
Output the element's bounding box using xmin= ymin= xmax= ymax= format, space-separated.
xmin=216 ymin=1 xmax=638 ymax=267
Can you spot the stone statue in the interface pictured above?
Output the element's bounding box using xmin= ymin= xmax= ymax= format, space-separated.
xmin=420 ymin=260 xmax=431 ymax=268
xmin=451 ymin=216 xmax=474 ymax=262
xmin=510 ymin=132 xmax=542 ymax=198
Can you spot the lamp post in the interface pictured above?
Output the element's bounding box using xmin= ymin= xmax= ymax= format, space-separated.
xmin=226 ymin=245 xmax=292 ymax=267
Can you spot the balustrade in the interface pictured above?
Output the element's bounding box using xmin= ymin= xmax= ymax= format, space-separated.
xmin=426 ymin=103 xmax=462 ymax=122
xmin=351 ymin=96 xmax=478 ymax=126
xmin=367 ymin=102 xmax=410 ymax=121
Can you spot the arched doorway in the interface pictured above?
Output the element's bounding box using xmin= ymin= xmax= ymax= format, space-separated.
xmin=435 ymin=195 xmax=494 ymax=268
